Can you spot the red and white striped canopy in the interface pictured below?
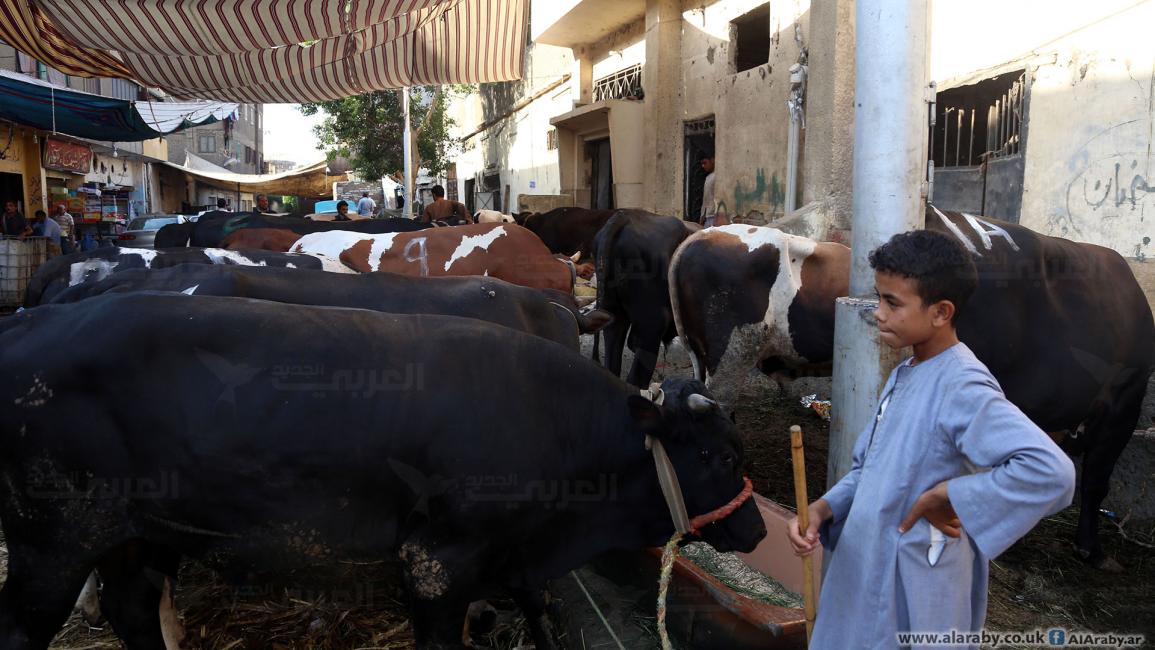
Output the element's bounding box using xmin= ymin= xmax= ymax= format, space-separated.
xmin=0 ymin=0 xmax=527 ymax=102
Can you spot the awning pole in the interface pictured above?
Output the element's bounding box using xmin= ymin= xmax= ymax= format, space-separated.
xmin=402 ymin=88 xmax=413 ymax=220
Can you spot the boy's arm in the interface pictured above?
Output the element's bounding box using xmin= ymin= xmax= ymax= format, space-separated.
xmin=943 ymin=370 xmax=1076 ymax=559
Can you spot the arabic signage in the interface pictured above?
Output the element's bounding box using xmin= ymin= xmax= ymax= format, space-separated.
xmin=43 ymin=138 xmax=92 ymax=174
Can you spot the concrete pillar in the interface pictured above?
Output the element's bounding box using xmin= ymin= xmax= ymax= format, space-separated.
xmin=801 ymin=0 xmax=856 ymax=240
xmin=642 ymin=0 xmax=682 ymax=214
xmin=828 ymin=0 xmax=931 ymax=486
xmin=572 ymin=50 xmax=593 ymax=107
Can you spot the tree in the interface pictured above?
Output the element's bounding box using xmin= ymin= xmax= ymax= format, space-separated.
xmin=300 ymin=87 xmax=460 ymax=195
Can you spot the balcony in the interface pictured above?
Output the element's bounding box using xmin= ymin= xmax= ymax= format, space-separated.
xmin=532 ymin=0 xmax=645 ymax=50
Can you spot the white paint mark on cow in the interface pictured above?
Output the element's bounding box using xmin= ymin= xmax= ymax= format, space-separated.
xmin=962 ymin=213 xmax=1020 ymax=252
xmin=68 ymin=259 xmax=117 ymax=286
xmin=444 ymin=226 xmax=508 ymax=272
xmin=291 ymin=231 xmax=381 ymax=260
xmin=933 ymin=206 xmax=981 ymax=256
xmin=202 ymin=249 xmax=268 ymax=266
xmin=118 ymin=248 xmax=160 ymax=267
xmin=181 ymin=285 xmax=199 ymax=295
xmin=403 ymin=237 xmax=429 ymax=276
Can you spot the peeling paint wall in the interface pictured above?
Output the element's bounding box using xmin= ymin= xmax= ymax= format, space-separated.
xmin=1013 ymin=2 xmax=1154 ymax=257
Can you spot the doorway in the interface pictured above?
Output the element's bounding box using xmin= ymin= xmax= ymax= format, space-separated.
xmin=589 ymin=139 xmax=614 ymax=210
xmin=684 ymin=118 xmax=715 ymax=221
xmin=464 ymin=178 xmax=476 ymax=214
xmin=0 ymin=172 xmax=24 ymax=212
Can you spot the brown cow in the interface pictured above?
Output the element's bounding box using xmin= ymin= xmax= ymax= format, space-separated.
xmin=220 ymin=228 xmax=304 ymax=252
xmin=290 ymin=223 xmax=577 ymax=292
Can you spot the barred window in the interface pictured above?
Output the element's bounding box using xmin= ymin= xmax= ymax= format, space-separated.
xmin=546 ymin=128 xmax=559 ymax=151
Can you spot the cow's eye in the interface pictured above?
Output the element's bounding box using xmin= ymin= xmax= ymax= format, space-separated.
xmin=720 ymin=453 xmax=736 ymax=467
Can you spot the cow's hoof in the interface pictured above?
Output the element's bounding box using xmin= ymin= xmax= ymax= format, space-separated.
xmin=1074 ymin=546 xmax=1124 ymax=573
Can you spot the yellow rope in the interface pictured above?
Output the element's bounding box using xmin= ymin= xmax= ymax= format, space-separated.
xmin=656 ymin=532 xmax=683 ymax=650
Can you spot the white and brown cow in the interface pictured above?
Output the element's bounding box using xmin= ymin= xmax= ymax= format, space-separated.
xmin=669 ymin=206 xmax=1155 ymax=567
xmin=290 ymin=222 xmax=577 ymax=292
xmin=474 ymin=209 xmax=516 ymax=224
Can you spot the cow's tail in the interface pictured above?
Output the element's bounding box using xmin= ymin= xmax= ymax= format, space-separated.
xmin=592 ymin=210 xmax=630 ymax=305
xmin=668 ymin=230 xmax=707 ymax=382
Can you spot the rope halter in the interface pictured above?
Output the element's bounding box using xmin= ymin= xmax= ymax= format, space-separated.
xmin=640 ymin=385 xmax=755 ymax=536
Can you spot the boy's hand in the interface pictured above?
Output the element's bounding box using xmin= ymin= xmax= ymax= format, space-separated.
xmin=898 ymin=481 xmax=961 ymax=538
xmin=787 ymin=499 xmax=832 ymax=557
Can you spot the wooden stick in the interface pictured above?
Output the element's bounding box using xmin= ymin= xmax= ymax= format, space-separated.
xmin=790 ymin=424 xmax=816 ymax=644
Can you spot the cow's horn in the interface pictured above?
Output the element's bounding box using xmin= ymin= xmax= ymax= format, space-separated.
xmin=688 ymin=394 xmax=717 ymax=413
xmin=570 ymin=251 xmax=581 ymax=263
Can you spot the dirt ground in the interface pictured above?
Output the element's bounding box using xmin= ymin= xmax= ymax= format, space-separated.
xmin=7 ymin=337 xmax=1150 ymax=648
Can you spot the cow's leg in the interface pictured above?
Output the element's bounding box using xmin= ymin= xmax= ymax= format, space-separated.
xmin=511 ymin=587 xmax=563 ymax=650
xmin=401 ymin=541 xmax=477 ymax=649
xmin=97 ymin=540 xmax=183 ymax=650
xmin=601 ymin=317 xmax=629 ymax=378
xmin=1075 ymin=391 xmax=1143 ymax=570
xmin=705 ymin=323 xmax=769 ymax=415
xmin=626 ymin=322 xmax=665 ymax=388
xmin=0 ymin=543 xmax=94 ymax=650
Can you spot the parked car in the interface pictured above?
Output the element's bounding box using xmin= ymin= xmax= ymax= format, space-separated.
xmin=117 ymin=215 xmax=191 ymax=249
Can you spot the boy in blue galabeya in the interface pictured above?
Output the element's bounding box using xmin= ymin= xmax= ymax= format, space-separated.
xmin=787 ymin=230 xmax=1076 ymax=649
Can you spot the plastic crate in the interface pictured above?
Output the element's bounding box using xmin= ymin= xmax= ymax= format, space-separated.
xmin=0 ymin=237 xmax=48 ymax=306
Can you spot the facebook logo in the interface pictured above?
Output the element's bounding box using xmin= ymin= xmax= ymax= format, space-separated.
xmin=1048 ymin=628 xmax=1066 ymax=645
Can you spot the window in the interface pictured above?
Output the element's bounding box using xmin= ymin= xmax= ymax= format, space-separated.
xmin=244 ymin=146 xmax=253 ymax=164
xmin=931 ymin=70 xmax=1026 ymax=168
xmin=546 ymin=128 xmax=559 ymax=151
xmin=731 ymin=4 xmax=770 ymax=73
xmin=198 ymin=135 xmax=216 ymax=153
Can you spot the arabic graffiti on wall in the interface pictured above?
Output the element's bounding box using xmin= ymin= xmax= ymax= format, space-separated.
xmin=1058 ymin=119 xmax=1154 ymax=239
xmin=732 ymin=168 xmax=786 ymax=218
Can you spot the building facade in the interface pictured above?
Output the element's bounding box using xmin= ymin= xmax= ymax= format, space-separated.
xmin=165 ymin=104 xmax=265 ymax=174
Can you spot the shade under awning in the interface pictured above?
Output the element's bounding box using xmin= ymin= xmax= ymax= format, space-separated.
xmin=0 ymin=0 xmax=529 ymax=103
xmin=166 ymin=158 xmax=335 ymax=197
xmin=0 ymin=69 xmax=236 ymax=141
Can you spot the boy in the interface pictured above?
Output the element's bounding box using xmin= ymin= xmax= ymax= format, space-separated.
xmin=787 ymin=230 xmax=1076 ymax=648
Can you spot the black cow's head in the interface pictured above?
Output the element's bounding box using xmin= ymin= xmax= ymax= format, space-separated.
xmin=627 ymin=378 xmax=767 ymax=554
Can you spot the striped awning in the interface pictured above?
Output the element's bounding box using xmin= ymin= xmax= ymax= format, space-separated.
xmin=0 ymin=0 xmax=528 ymax=102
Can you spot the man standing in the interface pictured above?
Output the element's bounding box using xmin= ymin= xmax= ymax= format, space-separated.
xmin=32 ymin=210 xmax=63 ymax=256
xmin=51 ymin=203 xmax=76 ymax=254
xmin=356 ymin=192 xmax=377 ymax=217
xmin=419 ymin=185 xmax=470 ymax=225
xmin=334 ymin=200 xmax=352 ymax=221
xmin=2 ymin=200 xmax=30 ymax=240
xmin=699 ymin=153 xmax=717 ymax=227
xmin=255 ymin=194 xmax=272 ymax=214
xmin=216 ymin=198 xmax=232 ymax=212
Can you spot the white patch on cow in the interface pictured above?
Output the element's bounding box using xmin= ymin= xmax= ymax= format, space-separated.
xmin=444 ymin=226 xmax=507 ymax=272
xmin=932 ymin=206 xmax=980 ymax=255
xmin=368 ymin=234 xmax=402 ymax=271
xmin=475 ymin=209 xmax=514 ymax=223
xmin=962 ymin=213 xmax=1020 ymax=252
xmin=724 ymin=224 xmax=788 ymax=253
xmin=119 ymin=248 xmax=160 ymax=267
xmin=285 ymin=263 xmax=297 ymax=269
xmin=303 ymin=253 xmax=359 ymax=274
xmin=68 ymin=259 xmax=117 ymax=286
xmin=181 ymin=285 xmax=199 ymax=295
xmin=291 ymin=231 xmax=400 ymax=271
xmin=202 ymin=248 xmax=268 ymax=266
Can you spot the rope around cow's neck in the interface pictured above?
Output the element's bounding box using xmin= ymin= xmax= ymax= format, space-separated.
xmin=640 ymin=386 xmax=756 ymax=649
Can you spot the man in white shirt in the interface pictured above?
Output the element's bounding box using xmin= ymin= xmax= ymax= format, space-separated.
xmin=699 ymin=153 xmax=717 ymax=227
xmin=51 ymin=204 xmax=76 ymax=254
xmin=356 ymin=192 xmax=377 ymax=217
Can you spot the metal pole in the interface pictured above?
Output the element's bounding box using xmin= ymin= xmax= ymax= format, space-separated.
xmin=402 ymin=87 xmax=413 ymax=220
xmin=828 ymin=0 xmax=931 ymax=484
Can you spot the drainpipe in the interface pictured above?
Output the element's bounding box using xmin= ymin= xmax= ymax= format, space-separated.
xmin=785 ymin=62 xmax=807 ymax=214
xmin=827 ymin=0 xmax=933 ymax=485
xmin=402 ymin=88 xmax=413 ymax=220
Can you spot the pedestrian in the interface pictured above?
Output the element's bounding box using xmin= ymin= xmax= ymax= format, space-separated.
xmin=2 ymin=200 xmax=31 ymax=240
xmin=699 ymin=152 xmax=717 ymax=227
xmin=334 ymin=200 xmax=351 ymax=221
xmin=419 ymin=185 xmax=470 ymax=225
xmin=356 ymin=191 xmax=377 ymax=217
xmin=254 ymin=194 xmax=272 ymax=214
xmin=216 ymin=198 xmax=232 ymax=212
xmin=52 ymin=204 xmax=76 ymax=255
xmin=786 ymin=230 xmax=1075 ymax=649
xmin=32 ymin=210 xmax=63 ymax=256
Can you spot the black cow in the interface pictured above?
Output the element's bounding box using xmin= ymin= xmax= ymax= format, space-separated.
xmin=522 ymin=207 xmax=615 ymax=258
xmin=669 ymin=206 xmax=1155 ymax=567
xmin=594 ymin=210 xmax=695 ymax=387
xmin=23 ymin=246 xmax=336 ymax=307
xmin=187 ymin=211 xmax=429 ymax=248
xmin=0 ymin=293 xmax=765 ymax=649
xmin=49 ymin=265 xmax=613 ymax=351
xmin=154 ymin=221 xmax=197 ymax=248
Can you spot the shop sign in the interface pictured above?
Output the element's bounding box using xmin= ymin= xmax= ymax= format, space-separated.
xmin=43 ymin=138 xmax=92 ymax=174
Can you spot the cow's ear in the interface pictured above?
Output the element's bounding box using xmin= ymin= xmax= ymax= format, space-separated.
xmin=627 ymin=394 xmax=664 ymax=436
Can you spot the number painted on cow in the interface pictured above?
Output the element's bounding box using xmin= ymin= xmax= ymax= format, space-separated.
xmin=404 ymin=237 xmax=429 ymax=276
xmin=932 ymin=206 xmax=1020 ymax=256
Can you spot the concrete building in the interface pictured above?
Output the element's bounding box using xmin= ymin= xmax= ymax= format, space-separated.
xmin=447 ymin=0 xmax=1154 ymax=267
xmin=165 ymin=103 xmax=265 ymax=174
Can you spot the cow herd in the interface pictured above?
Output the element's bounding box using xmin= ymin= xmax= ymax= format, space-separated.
xmin=0 ymin=204 xmax=1151 ymax=649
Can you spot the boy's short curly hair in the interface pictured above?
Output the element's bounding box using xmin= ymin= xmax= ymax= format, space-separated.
xmin=868 ymin=230 xmax=978 ymax=323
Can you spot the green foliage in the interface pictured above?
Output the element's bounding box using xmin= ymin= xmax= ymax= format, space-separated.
xmin=299 ymin=87 xmax=460 ymax=182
